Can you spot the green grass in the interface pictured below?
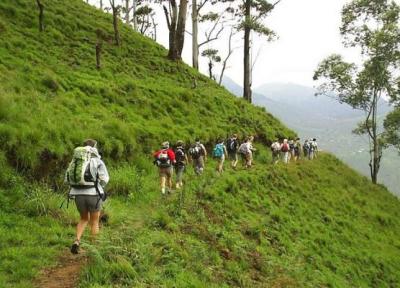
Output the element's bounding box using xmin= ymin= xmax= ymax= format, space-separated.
xmin=75 ymin=152 xmax=400 ymax=288
xmin=0 ymin=0 xmax=399 ymax=287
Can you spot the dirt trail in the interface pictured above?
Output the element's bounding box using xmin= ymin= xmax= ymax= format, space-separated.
xmin=35 ymin=251 xmax=86 ymax=288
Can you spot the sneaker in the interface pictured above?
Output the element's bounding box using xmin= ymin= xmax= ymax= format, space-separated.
xmin=70 ymin=240 xmax=80 ymax=254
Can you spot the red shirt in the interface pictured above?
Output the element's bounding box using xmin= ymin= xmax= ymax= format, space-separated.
xmin=153 ymin=149 xmax=176 ymax=163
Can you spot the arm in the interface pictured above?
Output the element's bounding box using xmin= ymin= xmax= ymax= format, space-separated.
xmin=97 ymin=160 xmax=110 ymax=187
xmin=201 ymin=144 xmax=207 ymax=160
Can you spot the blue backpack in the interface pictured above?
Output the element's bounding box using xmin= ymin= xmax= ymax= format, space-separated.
xmin=213 ymin=143 xmax=224 ymax=158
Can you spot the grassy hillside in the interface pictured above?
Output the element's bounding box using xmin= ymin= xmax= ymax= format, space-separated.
xmin=0 ymin=0 xmax=400 ymax=288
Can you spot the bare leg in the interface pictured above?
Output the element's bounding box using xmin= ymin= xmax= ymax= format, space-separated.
xmin=76 ymin=211 xmax=89 ymax=242
xmin=160 ymin=176 xmax=166 ymax=193
xmin=89 ymin=211 xmax=101 ymax=238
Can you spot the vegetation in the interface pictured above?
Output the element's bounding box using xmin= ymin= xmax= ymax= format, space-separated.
xmin=0 ymin=0 xmax=399 ymax=287
xmin=313 ymin=0 xmax=400 ymax=184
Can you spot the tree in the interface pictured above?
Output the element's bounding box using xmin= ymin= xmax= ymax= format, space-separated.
xmin=384 ymin=108 xmax=400 ymax=151
xmin=162 ymin=0 xmax=189 ymax=60
xmin=226 ymin=0 xmax=279 ymax=102
xmin=201 ymin=48 xmax=221 ymax=79
xmin=136 ymin=5 xmax=156 ymax=37
xmin=36 ymin=0 xmax=45 ymax=32
xmin=313 ymin=0 xmax=400 ymax=184
xmin=109 ymin=0 xmax=121 ymax=46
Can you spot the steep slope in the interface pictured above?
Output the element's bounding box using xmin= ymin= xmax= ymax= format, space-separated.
xmin=0 ymin=1 xmax=399 ymax=288
xmin=0 ymin=0 xmax=294 ymax=181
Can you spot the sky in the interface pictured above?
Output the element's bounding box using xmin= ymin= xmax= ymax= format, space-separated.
xmin=90 ymin=0 xmax=361 ymax=88
xmin=156 ymin=0 xmax=361 ymax=88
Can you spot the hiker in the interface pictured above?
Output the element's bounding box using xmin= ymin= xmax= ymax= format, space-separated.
xmin=289 ymin=139 xmax=295 ymax=162
xmin=281 ymin=139 xmax=290 ymax=164
xmin=238 ymin=136 xmax=256 ymax=168
xmin=174 ymin=140 xmax=188 ymax=189
xmin=213 ymin=138 xmax=228 ymax=174
xmin=308 ymin=138 xmax=316 ymax=160
xmin=303 ymin=139 xmax=310 ymax=159
xmin=188 ymin=139 xmax=207 ymax=175
xmin=65 ymin=139 xmax=109 ymax=254
xmin=153 ymin=141 xmax=176 ymax=194
xmin=312 ymin=138 xmax=319 ymax=158
xmin=294 ymin=138 xmax=301 ymax=161
xmin=226 ymin=134 xmax=240 ymax=169
xmin=270 ymin=139 xmax=281 ymax=164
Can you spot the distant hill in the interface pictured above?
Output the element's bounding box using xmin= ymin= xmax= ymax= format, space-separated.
xmin=223 ymin=77 xmax=400 ymax=196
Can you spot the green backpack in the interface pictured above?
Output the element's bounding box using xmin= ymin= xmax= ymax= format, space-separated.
xmin=66 ymin=146 xmax=96 ymax=188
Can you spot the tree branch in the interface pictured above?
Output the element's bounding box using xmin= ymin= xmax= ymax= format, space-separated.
xmin=163 ymin=5 xmax=171 ymax=30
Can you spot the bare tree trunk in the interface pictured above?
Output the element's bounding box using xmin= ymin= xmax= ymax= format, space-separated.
xmin=96 ymin=42 xmax=102 ymax=69
xmin=165 ymin=1 xmax=178 ymax=59
xmin=192 ymin=0 xmax=199 ymax=70
xmin=36 ymin=0 xmax=44 ymax=32
xmin=132 ymin=0 xmax=138 ymax=31
xmin=100 ymin=0 xmax=103 ymax=10
xmin=175 ymin=0 xmax=189 ymax=59
xmin=166 ymin=0 xmax=188 ymax=60
xmin=110 ymin=1 xmax=121 ymax=46
xmin=370 ymin=92 xmax=380 ymax=184
xmin=125 ymin=0 xmax=130 ymax=25
xmin=151 ymin=14 xmax=157 ymax=40
xmin=243 ymin=0 xmax=252 ymax=102
xmin=208 ymin=61 xmax=213 ymax=79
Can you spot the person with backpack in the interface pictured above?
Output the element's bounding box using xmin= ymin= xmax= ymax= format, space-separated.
xmin=153 ymin=141 xmax=176 ymax=194
xmin=281 ymin=139 xmax=290 ymax=164
xmin=65 ymin=139 xmax=109 ymax=254
xmin=226 ymin=134 xmax=240 ymax=169
xmin=288 ymin=139 xmax=295 ymax=162
xmin=294 ymin=138 xmax=302 ymax=161
xmin=308 ymin=138 xmax=316 ymax=160
xmin=238 ymin=136 xmax=256 ymax=169
xmin=303 ymin=139 xmax=310 ymax=159
xmin=270 ymin=139 xmax=281 ymax=164
xmin=188 ymin=139 xmax=207 ymax=175
xmin=174 ymin=140 xmax=188 ymax=189
xmin=213 ymin=139 xmax=228 ymax=174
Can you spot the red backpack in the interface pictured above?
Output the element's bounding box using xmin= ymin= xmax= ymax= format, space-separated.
xmin=281 ymin=143 xmax=289 ymax=152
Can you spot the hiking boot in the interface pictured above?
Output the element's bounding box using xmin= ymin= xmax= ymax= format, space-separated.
xmin=70 ymin=240 xmax=80 ymax=254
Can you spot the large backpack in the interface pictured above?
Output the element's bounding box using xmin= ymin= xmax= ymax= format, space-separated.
xmin=226 ymin=138 xmax=237 ymax=153
xmin=238 ymin=143 xmax=249 ymax=155
xmin=271 ymin=142 xmax=280 ymax=152
xmin=281 ymin=143 xmax=289 ymax=152
xmin=66 ymin=146 xmax=96 ymax=188
xmin=175 ymin=148 xmax=186 ymax=166
xmin=188 ymin=144 xmax=203 ymax=159
xmin=213 ymin=143 xmax=224 ymax=158
xmin=155 ymin=149 xmax=171 ymax=168
xmin=303 ymin=142 xmax=310 ymax=152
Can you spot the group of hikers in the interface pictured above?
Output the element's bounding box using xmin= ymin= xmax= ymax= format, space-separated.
xmin=152 ymin=135 xmax=256 ymax=194
xmin=65 ymin=135 xmax=317 ymax=254
xmin=270 ymin=137 xmax=319 ymax=164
